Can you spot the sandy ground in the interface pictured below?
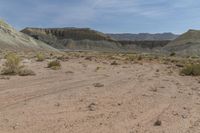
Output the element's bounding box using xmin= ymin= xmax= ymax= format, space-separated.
xmin=0 ymin=54 xmax=200 ymax=133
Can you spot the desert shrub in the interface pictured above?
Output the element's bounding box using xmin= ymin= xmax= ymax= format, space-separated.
xmin=36 ymin=53 xmax=45 ymax=62
xmin=190 ymin=55 xmax=199 ymax=59
xmin=111 ymin=61 xmax=118 ymax=65
xmin=125 ymin=55 xmax=136 ymax=61
xmin=180 ymin=64 xmax=200 ymax=76
xmin=1 ymin=53 xmax=22 ymax=75
xmin=47 ymin=60 xmax=61 ymax=70
xmin=170 ymin=52 xmax=176 ymax=56
xmin=18 ymin=69 xmax=36 ymax=76
xmin=137 ymin=55 xmax=143 ymax=61
xmin=95 ymin=66 xmax=101 ymax=72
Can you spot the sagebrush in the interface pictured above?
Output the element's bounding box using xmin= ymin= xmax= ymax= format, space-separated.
xmin=180 ymin=64 xmax=200 ymax=76
xmin=47 ymin=60 xmax=61 ymax=70
xmin=1 ymin=53 xmax=22 ymax=75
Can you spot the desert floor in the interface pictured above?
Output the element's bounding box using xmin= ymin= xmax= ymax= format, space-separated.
xmin=0 ymin=53 xmax=200 ymax=133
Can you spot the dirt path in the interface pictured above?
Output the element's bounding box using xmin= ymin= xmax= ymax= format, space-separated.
xmin=0 ymin=57 xmax=200 ymax=133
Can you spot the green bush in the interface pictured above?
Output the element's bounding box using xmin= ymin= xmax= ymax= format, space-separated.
xmin=47 ymin=60 xmax=61 ymax=70
xmin=180 ymin=64 xmax=200 ymax=76
xmin=1 ymin=53 xmax=22 ymax=75
xmin=36 ymin=53 xmax=45 ymax=62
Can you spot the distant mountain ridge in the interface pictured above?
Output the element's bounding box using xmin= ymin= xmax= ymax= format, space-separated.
xmin=22 ymin=27 xmax=116 ymax=41
xmin=163 ymin=29 xmax=200 ymax=56
xmin=107 ymin=33 xmax=179 ymax=41
xmin=21 ymin=27 xmax=122 ymax=51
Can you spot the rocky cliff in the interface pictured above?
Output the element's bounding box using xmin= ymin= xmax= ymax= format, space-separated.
xmin=21 ymin=28 xmax=122 ymax=51
xmin=107 ymin=33 xmax=178 ymax=41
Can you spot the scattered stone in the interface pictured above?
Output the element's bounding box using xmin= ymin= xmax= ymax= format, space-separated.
xmin=93 ymin=83 xmax=104 ymax=88
xmin=154 ymin=119 xmax=162 ymax=126
xmin=171 ymin=96 xmax=177 ymax=99
xmin=172 ymin=111 xmax=179 ymax=116
xmin=18 ymin=69 xmax=36 ymax=76
xmin=176 ymin=64 xmax=184 ymax=68
xmin=0 ymin=76 xmax=10 ymax=80
xmin=150 ymin=87 xmax=157 ymax=92
xmin=85 ymin=56 xmax=93 ymax=61
xmin=65 ymin=71 xmax=74 ymax=74
xmin=12 ymin=123 xmax=19 ymax=130
xmin=111 ymin=61 xmax=119 ymax=65
xmin=181 ymin=114 xmax=187 ymax=119
xmin=55 ymin=102 xmax=61 ymax=107
xmin=22 ymin=59 xmax=32 ymax=64
xmin=183 ymin=107 xmax=187 ymax=110
xmin=117 ymin=103 xmax=122 ymax=106
xmin=88 ymin=103 xmax=96 ymax=111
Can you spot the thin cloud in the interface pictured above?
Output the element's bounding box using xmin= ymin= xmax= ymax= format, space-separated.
xmin=0 ymin=0 xmax=200 ymax=33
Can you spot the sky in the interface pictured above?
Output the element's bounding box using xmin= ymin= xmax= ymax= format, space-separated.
xmin=0 ymin=0 xmax=200 ymax=34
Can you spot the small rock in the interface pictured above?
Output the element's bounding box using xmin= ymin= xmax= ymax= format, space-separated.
xmin=111 ymin=61 xmax=119 ymax=65
xmin=88 ymin=103 xmax=96 ymax=111
xmin=171 ymin=96 xmax=176 ymax=99
xmin=85 ymin=56 xmax=93 ymax=61
xmin=154 ymin=119 xmax=162 ymax=126
xmin=93 ymin=83 xmax=104 ymax=88
xmin=176 ymin=64 xmax=184 ymax=68
xmin=181 ymin=114 xmax=187 ymax=119
xmin=172 ymin=111 xmax=179 ymax=116
xmin=117 ymin=103 xmax=122 ymax=106
xmin=150 ymin=87 xmax=157 ymax=92
xmin=55 ymin=103 xmax=61 ymax=107
xmin=65 ymin=71 xmax=74 ymax=74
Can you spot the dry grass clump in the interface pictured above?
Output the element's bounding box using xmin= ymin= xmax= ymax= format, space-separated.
xmin=111 ymin=61 xmax=119 ymax=65
xmin=137 ymin=55 xmax=143 ymax=61
xmin=125 ymin=55 xmax=137 ymax=61
xmin=47 ymin=60 xmax=61 ymax=70
xmin=180 ymin=64 xmax=200 ymax=76
xmin=36 ymin=53 xmax=45 ymax=62
xmin=170 ymin=52 xmax=176 ymax=56
xmin=1 ymin=53 xmax=22 ymax=75
xmin=1 ymin=53 xmax=35 ymax=76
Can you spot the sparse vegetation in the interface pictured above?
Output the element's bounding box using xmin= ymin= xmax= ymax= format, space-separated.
xmin=95 ymin=66 xmax=101 ymax=72
xmin=36 ymin=53 xmax=45 ymax=62
xmin=111 ymin=61 xmax=118 ymax=65
xmin=1 ymin=53 xmax=22 ymax=75
xmin=137 ymin=55 xmax=143 ymax=61
xmin=180 ymin=64 xmax=200 ymax=76
xmin=47 ymin=60 xmax=61 ymax=70
xmin=125 ymin=55 xmax=136 ymax=61
xmin=1 ymin=53 xmax=35 ymax=76
xmin=170 ymin=52 xmax=176 ymax=56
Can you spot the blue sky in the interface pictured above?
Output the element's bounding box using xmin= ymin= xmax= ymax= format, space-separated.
xmin=0 ymin=0 xmax=200 ymax=34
